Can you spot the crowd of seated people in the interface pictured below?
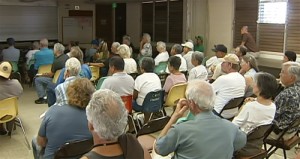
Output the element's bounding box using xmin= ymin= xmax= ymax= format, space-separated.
xmin=1 ymin=29 xmax=300 ymax=159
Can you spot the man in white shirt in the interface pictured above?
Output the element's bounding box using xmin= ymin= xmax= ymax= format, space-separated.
xmin=212 ymin=54 xmax=245 ymax=119
xmin=166 ymin=44 xmax=187 ymax=73
xmin=209 ymin=44 xmax=228 ymax=82
xmin=133 ymin=57 xmax=161 ymax=112
xmin=182 ymin=42 xmax=194 ymax=72
xmin=154 ymin=41 xmax=169 ymax=66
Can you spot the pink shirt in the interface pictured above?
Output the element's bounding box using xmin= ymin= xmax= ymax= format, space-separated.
xmin=163 ymin=73 xmax=187 ymax=93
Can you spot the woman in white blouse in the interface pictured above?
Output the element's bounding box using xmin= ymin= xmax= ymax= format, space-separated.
xmin=118 ymin=44 xmax=137 ymax=74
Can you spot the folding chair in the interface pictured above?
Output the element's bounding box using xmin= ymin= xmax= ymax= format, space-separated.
xmin=217 ymin=96 xmax=245 ymax=120
xmin=10 ymin=61 xmax=21 ymax=82
xmin=0 ymin=97 xmax=31 ymax=150
xmin=121 ymin=95 xmax=137 ymax=134
xmin=52 ymin=69 xmax=62 ymax=84
xmin=32 ymin=64 xmax=52 ymax=87
xmin=236 ymin=124 xmax=272 ymax=159
xmin=138 ymin=89 xmax=165 ymax=126
xmin=264 ymin=118 xmax=300 ymax=159
xmin=137 ymin=116 xmax=171 ymax=152
xmin=95 ymin=77 xmax=107 ymax=90
xmin=89 ymin=66 xmax=100 ymax=85
xmin=54 ymin=138 xmax=93 ymax=159
xmin=154 ymin=61 xmax=168 ymax=75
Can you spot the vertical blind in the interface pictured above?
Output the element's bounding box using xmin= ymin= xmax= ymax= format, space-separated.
xmin=285 ymin=0 xmax=300 ymax=54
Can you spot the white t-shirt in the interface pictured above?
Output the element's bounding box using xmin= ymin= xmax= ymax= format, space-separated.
xmin=211 ymin=58 xmax=226 ymax=80
xmin=134 ymin=73 xmax=162 ymax=105
xmin=101 ymin=72 xmax=134 ymax=96
xmin=166 ymin=54 xmax=187 ymax=73
xmin=188 ymin=65 xmax=208 ymax=81
xmin=25 ymin=49 xmax=39 ymax=65
xmin=232 ymin=100 xmax=276 ymax=134
xmin=124 ymin=58 xmax=137 ymax=74
xmin=183 ymin=51 xmax=194 ymax=72
xmin=154 ymin=51 xmax=169 ymax=66
xmin=212 ymin=72 xmax=246 ymax=118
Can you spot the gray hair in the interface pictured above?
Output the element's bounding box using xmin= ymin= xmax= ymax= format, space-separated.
xmin=65 ymin=57 xmax=81 ymax=76
xmin=86 ymin=89 xmax=128 ymax=141
xmin=283 ymin=61 xmax=300 ymax=82
xmin=192 ymin=51 xmax=204 ymax=65
xmin=185 ymin=80 xmax=215 ymax=111
xmin=242 ymin=54 xmax=259 ymax=72
xmin=32 ymin=41 xmax=40 ymax=50
xmin=40 ymin=38 xmax=48 ymax=47
xmin=171 ymin=44 xmax=182 ymax=55
xmin=112 ymin=42 xmax=121 ymax=49
xmin=54 ymin=43 xmax=65 ymax=54
xmin=156 ymin=41 xmax=166 ymax=52
xmin=143 ymin=33 xmax=151 ymax=42
xmin=117 ymin=44 xmax=131 ymax=58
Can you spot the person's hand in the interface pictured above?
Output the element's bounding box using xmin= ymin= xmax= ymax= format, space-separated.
xmin=172 ymin=98 xmax=189 ymax=119
xmin=244 ymin=97 xmax=255 ymax=103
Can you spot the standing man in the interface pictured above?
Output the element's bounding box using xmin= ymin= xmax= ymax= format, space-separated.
xmin=155 ymin=80 xmax=246 ymax=159
xmin=1 ymin=38 xmax=20 ymax=62
xmin=0 ymin=61 xmax=23 ymax=135
xmin=241 ymin=26 xmax=259 ymax=58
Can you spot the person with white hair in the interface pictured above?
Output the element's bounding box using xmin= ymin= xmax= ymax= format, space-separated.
xmin=154 ymin=41 xmax=169 ymax=66
xmin=154 ymin=80 xmax=246 ymax=159
xmin=269 ymin=61 xmax=300 ymax=140
xmin=139 ymin=33 xmax=152 ymax=58
xmin=118 ymin=44 xmax=137 ymax=74
xmin=81 ymin=89 xmax=144 ymax=159
xmin=32 ymin=78 xmax=94 ymax=159
xmin=188 ymin=51 xmax=208 ymax=81
xmin=54 ymin=57 xmax=81 ymax=106
xmin=34 ymin=42 xmax=69 ymax=104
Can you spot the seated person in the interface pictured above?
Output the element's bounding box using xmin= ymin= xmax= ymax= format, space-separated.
xmin=232 ymin=72 xmax=277 ymax=157
xmin=194 ymin=35 xmax=204 ymax=52
xmin=0 ymin=61 xmax=23 ymax=135
xmin=32 ymin=78 xmax=95 ymax=159
xmin=239 ymin=54 xmax=259 ymax=97
xmin=163 ymin=56 xmax=186 ymax=95
xmin=154 ymin=41 xmax=169 ymax=66
xmin=209 ymin=44 xmax=228 ymax=82
xmin=81 ymin=89 xmax=144 ymax=159
xmin=234 ymin=45 xmax=247 ymax=61
xmin=133 ymin=57 xmax=161 ymax=112
xmin=34 ymin=43 xmax=68 ymax=104
xmin=188 ymin=51 xmax=208 ymax=81
xmin=283 ymin=50 xmax=297 ymax=63
xmin=85 ymin=39 xmax=99 ymax=63
xmin=212 ymin=54 xmax=245 ymax=118
xmin=1 ymin=38 xmax=20 ymax=62
xmin=100 ymin=56 xmax=134 ymax=96
xmin=182 ymin=42 xmax=194 ymax=72
xmin=118 ymin=44 xmax=137 ymax=74
xmin=139 ymin=33 xmax=152 ymax=59
xmin=269 ymin=61 xmax=300 ymax=140
xmin=166 ymin=44 xmax=187 ymax=73
xmin=154 ymin=80 xmax=246 ymax=158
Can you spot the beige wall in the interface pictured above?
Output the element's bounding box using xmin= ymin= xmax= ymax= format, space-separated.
xmin=207 ymin=0 xmax=234 ymax=57
xmin=126 ymin=2 xmax=141 ymax=47
xmin=57 ymin=0 xmax=96 ymax=46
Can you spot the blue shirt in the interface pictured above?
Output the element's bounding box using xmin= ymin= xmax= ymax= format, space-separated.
xmin=38 ymin=104 xmax=92 ymax=159
xmin=56 ymin=64 xmax=92 ymax=85
xmin=156 ymin=111 xmax=246 ymax=159
xmin=34 ymin=48 xmax=54 ymax=70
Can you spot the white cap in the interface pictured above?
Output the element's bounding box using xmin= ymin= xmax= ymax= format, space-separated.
xmin=181 ymin=42 xmax=194 ymax=49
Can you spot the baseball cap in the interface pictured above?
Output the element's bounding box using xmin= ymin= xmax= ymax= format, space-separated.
xmin=91 ymin=39 xmax=99 ymax=45
xmin=212 ymin=44 xmax=227 ymax=53
xmin=223 ymin=54 xmax=240 ymax=64
xmin=0 ymin=62 xmax=12 ymax=79
xmin=195 ymin=35 xmax=203 ymax=41
xmin=181 ymin=42 xmax=194 ymax=49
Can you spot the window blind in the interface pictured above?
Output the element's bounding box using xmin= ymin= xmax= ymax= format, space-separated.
xmin=285 ymin=0 xmax=300 ymax=54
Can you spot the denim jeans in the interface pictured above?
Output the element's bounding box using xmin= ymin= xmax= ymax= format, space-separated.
xmin=46 ymin=82 xmax=56 ymax=107
xmin=35 ymin=77 xmax=53 ymax=98
xmin=32 ymin=137 xmax=45 ymax=159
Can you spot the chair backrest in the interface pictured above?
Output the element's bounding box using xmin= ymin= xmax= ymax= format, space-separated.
xmin=142 ymin=89 xmax=164 ymax=113
xmin=89 ymin=66 xmax=100 ymax=81
xmin=129 ymin=73 xmax=139 ymax=80
xmin=54 ymin=138 xmax=93 ymax=159
xmin=220 ymin=96 xmax=245 ymax=114
xmin=96 ymin=77 xmax=107 ymax=90
xmin=0 ymin=97 xmax=18 ymax=123
xmin=248 ymin=124 xmax=272 ymax=141
xmin=10 ymin=61 xmax=19 ymax=72
xmin=52 ymin=69 xmax=62 ymax=83
xmin=37 ymin=64 xmax=52 ymax=74
xmin=154 ymin=61 xmax=168 ymax=75
xmin=164 ymin=83 xmax=187 ymax=107
xmin=137 ymin=116 xmax=170 ymax=137
xmin=269 ymin=117 xmax=300 ymax=141
xmin=121 ymin=95 xmax=133 ymax=113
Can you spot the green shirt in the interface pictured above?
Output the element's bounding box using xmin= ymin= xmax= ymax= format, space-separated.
xmin=194 ymin=45 xmax=204 ymax=52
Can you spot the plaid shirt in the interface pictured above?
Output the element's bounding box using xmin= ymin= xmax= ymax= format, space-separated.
xmin=274 ymin=81 xmax=300 ymax=133
xmin=54 ymin=76 xmax=78 ymax=106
